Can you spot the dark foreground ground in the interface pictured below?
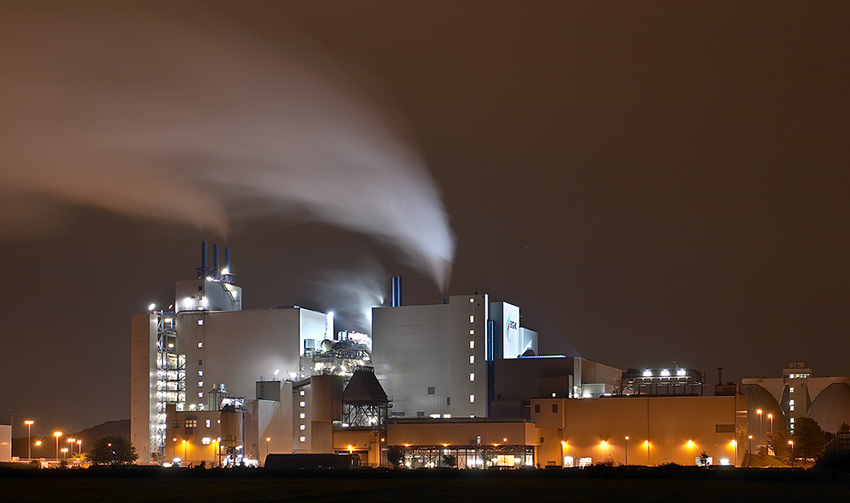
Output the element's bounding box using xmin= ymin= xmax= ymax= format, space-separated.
xmin=2 ymin=466 xmax=849 ymax=503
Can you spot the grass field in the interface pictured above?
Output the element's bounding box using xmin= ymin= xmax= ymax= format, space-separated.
xmin=2 ymin=467 xmax=849 ymax=503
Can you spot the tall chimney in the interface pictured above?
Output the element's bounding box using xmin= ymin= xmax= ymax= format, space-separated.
xmin=225 ymin=247 xmax=231 ymax=272
xmin=201 ymin=241 xmax=208 ymax=274
xmin=392 ymin=276 xmax=403 ymax=307
xmin=213 ymin=244 xmax=220 ymax=274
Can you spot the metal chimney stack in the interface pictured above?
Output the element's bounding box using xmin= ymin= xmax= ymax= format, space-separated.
xmin=225 ymin=247 xmax=231 ymax=272
xmin=199 ymin=241 xmax=209 ymax=278
xmin=213 ymin=244 xmax=220 ymax=275
xmin=391 ymin=276 xmax=403 ymax=307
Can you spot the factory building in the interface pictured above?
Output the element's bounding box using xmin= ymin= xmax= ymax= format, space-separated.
xmin=742 ymin=362 xmax=850 ymax=448
xmin=130 ymin=243 xmax=335 ymax=464
xmin=532 ymin=393 xmax=747 ymax=467
xmin=371 ymin=288 xmax=538 ymax=419
xmin=131 ymin=244 xmax=748 ymax=468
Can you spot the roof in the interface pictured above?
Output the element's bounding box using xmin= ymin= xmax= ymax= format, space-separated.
xmin=342 ymin=368 xmax=389 ymax=405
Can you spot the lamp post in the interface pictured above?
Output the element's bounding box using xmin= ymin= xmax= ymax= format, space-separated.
xmin=756 ymin=409 xmax=763 ymax=445
xmin=182 ymin=439 xmax=188 ymax=465
xmin=76 ymin=439 xmax=82 ymax=457
xmin=731 ymin=439 xmax=737 ymax=467
xmin=35 ymin=440 xmax=42 ymax=458
xmin=788 ymin=440 xmax=794 ymax=467
xmin=53 ymin=432 xmax=62 ymax=461
xmin=24 ymin=420 xmax=34 ymax=459
xmin=767 ymin=413 xmax=774 ymax=434
xmin=624 ymin=436 xmax=629 ymax=465
xmin=264 ymin=437 xmax=270 ymax=466
xmin=748 ymin=435 xmax=753 ymax=453
xmin=644 ymin=440 xmax=651 ymax=466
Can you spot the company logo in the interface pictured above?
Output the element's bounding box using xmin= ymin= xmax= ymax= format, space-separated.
xmin=505 ymin=317 xmax=517 ymax=342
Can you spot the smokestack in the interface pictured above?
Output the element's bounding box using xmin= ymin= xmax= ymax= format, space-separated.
xmin=392 ymin=276 xmax=402 ymax=307
xmin=225 ymin=247 xmax=231 ymax=272
xmin=717 ymin=367 xmax=723 ymax=386
xmin=213 ymin=244 xmax=220 ymax=274
xmin=201 ymin=240 xmax=208 ymax=276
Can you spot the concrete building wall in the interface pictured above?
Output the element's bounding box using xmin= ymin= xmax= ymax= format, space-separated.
xmin=0 ymin=425 xmax=10 ymax=462
xmin=129 ymin=314 xmax=157 ymax=464
xmin=388 ymin=420 xmax=539 ymax=448
xmin=531 ymin=395 xmax=747 ymax=467
xmin=176 ymin=308 xmax=318 ymax=408
xmin=372 ymin=294 xmax=489 ymax=419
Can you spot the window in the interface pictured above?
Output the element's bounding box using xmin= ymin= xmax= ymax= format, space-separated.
xmin=790 ymin=387 xmax=794 ymax=393
xmin=299 ymin=424 xmax=306 ymax=431
xmin=534 ymin=404 xmax=541 ymax=413
xmin=198 ymin=381 xmax=204 ymax=387
xmin=197 ymin=320 xmax=204 ymax=326
xmin=427 ymin=386 xmax=435 ymax=395
xmin=790 ymin=405 xmax=795 ymax=411
xmin=205 ymin=419 xmax=211 ymax=428
xmin=469 ymin=355 xmax=475 ymax=364
xmin=417 ymin=411 xmax=425 ymax=417
xmin=447 ymin=397 xmax=451 ymax=406
xmin=197 ymin=342 xmax=203 ymax=348
xmin=300 ymin=390 xmax=306 ymax=396
xmin=469 ymin=394 xmax=475 ymax=403
xmin=299 ymin=436 xmax=306 ymax=443
xmin=470 ymin=298 xmax=474 ymax=303
xmin=469 ymin=341 xmax=475 ymax=349
xmin=202 ymin=437 xmax=211 ymax=445
xmin=299 ymin=413 xmax=306 ymax=419
xmin=789 ymin=400 xmax=795 ymax=405
xmin=552 ymin=404 xmax=558 ymax=413
xmin=198 ymin=371 xmax=204 ymax=377
xmin=469 ymin=330 xmax=475 ymax=335
xmin=185 ymin=418 xmax=198 ymax=432
xmin=299 ymin=401 xmax=306 ymax=407
xmin=469 ymin=315 xmax=474 ymax=323
xmin=172 ymin=420 xmax=180 ymax=428
xmin=198 ymin=392 xmax=204 ymax=398
xmin=469 ymin=373 xmax=475 ymax=382
xmin=198 ymin=360 xmax=203 ymax=365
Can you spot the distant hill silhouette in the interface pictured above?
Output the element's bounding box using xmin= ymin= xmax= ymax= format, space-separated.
xmin=12 ymin=419 xmax=129 ymax=458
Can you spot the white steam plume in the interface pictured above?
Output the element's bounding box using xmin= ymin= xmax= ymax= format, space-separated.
xmin=0 ymin=2 xmax=455 ymax=290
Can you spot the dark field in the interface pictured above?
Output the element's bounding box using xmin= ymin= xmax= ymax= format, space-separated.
xmin=3 ymin=468 xmax=849 ymax=503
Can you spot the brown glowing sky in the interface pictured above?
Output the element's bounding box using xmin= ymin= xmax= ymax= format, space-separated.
xmin=0 ymin=1 xmax=848 ymax=434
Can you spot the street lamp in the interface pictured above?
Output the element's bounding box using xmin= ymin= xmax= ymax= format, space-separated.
xmin=24 ymin=420 xmax=34 ymax=459
xmin=624 ymin=436 xmax=629 ymax=465
xmin=767 ymin=413 xmax=774 ymax=434
xmin=264 ymin=437 xmax=270 ymax=466
xmin=76 ymin=439 xmax=82 ymax=456
xmin=67 ymin=438 xmax=76 ymax=459
xmin=748 ymin=435 xmax=753 ymax=453
xmin=644 ymin=440 xmax=651 ymax=466
xmin=53 ymin=432 xmax=62 ymax=460
xmin=182 ymin=439 xmax=188 ymax=464
xmin=788 ymin=439 xmax=794 ymax=466
xmin=756 ymin=409 xmax=763 ymax=444
xmin=61 ymin=447 xmax=68 ymax=460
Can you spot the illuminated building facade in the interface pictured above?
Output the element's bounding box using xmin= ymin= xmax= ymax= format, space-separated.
xmin=371 ymin=294 xmax=538 ymax=419
xmin=742 ymin=362 xmax=850 ymax=447
xmin=130 ymin=243 xmax=334 ymax=464
xmin=533 ymin=395 xmax=748 ymax=467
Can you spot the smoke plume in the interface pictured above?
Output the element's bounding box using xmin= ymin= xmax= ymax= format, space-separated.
xmin=0 ymin=2 xmax=455 ymax=290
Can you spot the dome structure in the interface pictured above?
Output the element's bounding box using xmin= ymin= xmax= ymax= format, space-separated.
xmin=808 ymin=383 xmax=850 ymax=434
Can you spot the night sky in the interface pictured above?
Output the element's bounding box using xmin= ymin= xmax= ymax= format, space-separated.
xmin=1 ymin=1 xmax=848 ymax=436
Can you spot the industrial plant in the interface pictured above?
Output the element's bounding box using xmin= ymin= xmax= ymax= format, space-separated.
xmin=130 ymin=242 xmax=815 ymax=469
